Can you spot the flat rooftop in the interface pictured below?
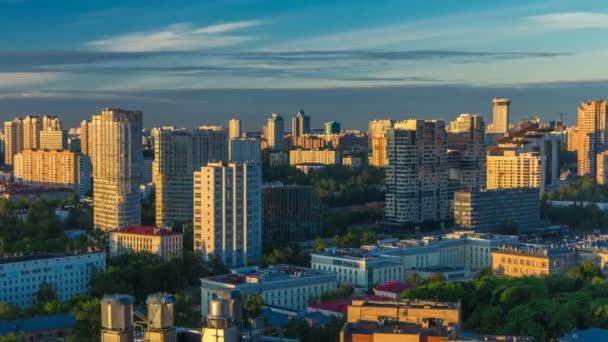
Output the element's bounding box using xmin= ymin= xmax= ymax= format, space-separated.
xmin=204 ymin=264 xmax=333 ymax=285
xmin=0 ymin=249 xmax=104 ymax=265
xmin=344 ymin=321 xmax=451 ymax=337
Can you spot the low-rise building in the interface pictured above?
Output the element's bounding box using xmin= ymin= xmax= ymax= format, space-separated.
xmin=453 ymin=188 xmax=540 ymax=232
xmin=109 ymin=225 xmax=183 ymax=261
xmin=311 ymin=249 xmax=404 ymax=293
xmin=0 ymin=250 xmax=105 ymax=308
xmin=200 ymin=265 xmax=337 ymax=316
xmin=492 ymin=245 xmax=576 ymax=277
xmin=0 ymin=314 xmax=76 ymax=340
xmin=342 ymin=156 xmax=362 ymax=168
xmin=289 ymin=149 xmax=340 ymax=166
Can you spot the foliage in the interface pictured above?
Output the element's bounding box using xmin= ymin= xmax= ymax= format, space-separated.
xmin=0 ymin=198 xmax=96 ymax=255
xmin=284 ymin=316 xmax=345 ymax=342
xmin=261 ymin=244 xmax=310 ymax=268
xmin=319 ymin=285 xmax=353 ymax=302
xmin=322 ymin=209 xmax=382 ymax=237
xmin=332 ymin=229 xmax=378 ymax=248
xmin=313 ymin=237 xmax=327 ymax=252
xmin=546 ymin=176 xmax=608 ymax=202
xmin=541 ymin=200 xmax=608 ymax=230
xmin=402 ymin=263 xmax=608 ymax=341
xmin=36 ymin=281 xmax=58 ymax=303
xmin=243 ymin=292 xmax=264 ymax=322
xmin=174 ymin=293 xmax=201 ymax=327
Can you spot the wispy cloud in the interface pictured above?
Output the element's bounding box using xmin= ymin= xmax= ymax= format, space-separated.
xmin=0 ymin=72 xmax=58 ymax=88
xmin=525 ymin=12 xmax=608 ymax=30
xmin=86 ymin=20 xmax=266 ymax=52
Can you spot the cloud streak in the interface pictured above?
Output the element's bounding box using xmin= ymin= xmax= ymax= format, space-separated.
xmin=525 ymin=12 xmax=608 ymax=30
xmin=86 ymin=20 xmax=265 ymax=52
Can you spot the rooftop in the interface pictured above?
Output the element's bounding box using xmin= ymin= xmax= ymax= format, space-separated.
xmin=0 ymin=314 xmax=76 ymax=335
xmin=495 ymin=244 xmax=574 ymax=258
xmin=204 ymin=264 xmax=333 ymax=285
xmin=0 ymin=249 xmax=104 ymax=265
xmin=116 ymin=225 xmax=181 ymax=237
xmin=343 ymin=320 xmax=452 ymax=338
xmin=374 ymin=281 xmax=412 ymax=295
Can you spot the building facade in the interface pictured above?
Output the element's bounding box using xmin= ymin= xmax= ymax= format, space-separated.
xmin=193 ymin=162 xmax=262 ymax=267
xmin=368 ymin=120 xmax=394 ymax=167
xmin=262 ymin=183 xmax=322 ymax=244
xmin=447 ymin=113 xmax=486 ymax=192
xmin=200 ymin=265 xmax=338 ymax=316
xmin=324 ymin=121 xmax=341 ymax=135
xmin=228 ymin=119 xmax=242 ymax=140
xmin=228 ymin=138 xmax=262 ymax=164
xmin=266 ymin=113 xmax=285 ymax=151
xmin=492 ymin=245 xmax=576 ymax=277
xmin=578 ymin=100 xmax=608 ymax=176
xmin=491 ymin=98 xmax=510 ymax=133
xmin=598 ymin=151 xmax=608 ymax=184
xmin=0 ymin=251 xmax=105 ymax=308
xmin=39 ymin=130 xmax=67 ymax=150
xmin=89 ymin=108 xmax=143 ymax=231
xmin=289 ymin=149 xmax=340 ymax=165
xmin=109 ymin=225 xmax=183 ymax=261
xmin=292 ymin=110 xmax=310 ymax=138
xmin=453 ymin=188 xmax=540 ymax=232
xmin=385 ymin=120 xmax=448 ymax=226
xmin=486 ymin=151 xmax=542 ymax=190
xmin=13 ymin=149 xmax=79 ymax=190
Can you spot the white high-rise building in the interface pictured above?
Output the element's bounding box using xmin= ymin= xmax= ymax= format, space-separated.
xmin=3 ymin=119 xmax=23 ymax=165
xmin=228 ymin=138 xmax=262 ymax=164
xmin=266 ymin=113 xmax=284 ymax=150
xmin=228 ymin=119 xmax=242 ymax=140
xmin=193 ymin=162 xmax=262 ymax=267
xmin=90 ymin=108 xmax=143 ymax=231
xmin=491 ymin=98 xmax=510 ymax=134
xmin=23 ymin=115 xmax=42 ymax=150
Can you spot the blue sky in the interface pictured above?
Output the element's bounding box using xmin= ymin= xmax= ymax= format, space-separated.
xmin=1 ymin=0 xmax=608 ymax=129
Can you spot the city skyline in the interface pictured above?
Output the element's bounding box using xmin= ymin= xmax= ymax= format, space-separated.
xmin=2 ymin=0 xmax=608 ymax=129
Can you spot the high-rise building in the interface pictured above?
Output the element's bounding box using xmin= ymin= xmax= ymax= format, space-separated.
xmin=42 ymin=115 xmax=63 ymax=131
xmin=486 ymin=151 xmax=541 ymax=190
xmin=80 ymin=120 xmax=91 ymax=155
xmin=453 ymin=188 xmax=540 ymax=232
xmin=324 ymin=121 xmax=341 ymax=135
xmin=228 ymin=119 xmax=242 ymax=140
xmin=447 ymin=114 xmax=486 ymax=192
xmin=266 ymin=113 xmax=285 ymax=150
xmin=577 ymin=100 xmax=608 ymax=176
xmin=228 ymin=138 xmax=261 ymax=164
xmin=3 ymin=119 xmax=23 ymax=165
xmin=491 ymin=98 xmax=510 ymax=133
xmin=291 ymin=110 xmax=310 ymax=138
xmin=262 ymin=183 xmax=322 ymax=244
xmin=152 ymin=127 xmax=194 ymax=227
xmin=90 ymin=108 xmax=143 ymax=231
xmin=39 ymin=130 xmax=67 ymax=150
xmin=368 ymin=119 xmax=394 ymax=167
xmin=385 ymin=120 xmax=448 ymax=226
xmin=193 ymin=126 xmax=228 ymax=165
xmin=78 ymin=154 xmax=91 ymax=197
xmin=193 ymin=162 xmax=262 ymax=267
xmin=22 ymin=115 xmax=42 ymax=150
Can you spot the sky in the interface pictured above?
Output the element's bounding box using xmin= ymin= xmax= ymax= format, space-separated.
xmin=1 ymin=0 xmax=608 ymax=130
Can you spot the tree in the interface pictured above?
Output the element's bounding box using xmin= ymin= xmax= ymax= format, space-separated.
xmin=37 ymin=281 xmax=58 ymax=303
xmin=426 ymin=273 xmax=446 ymax=283
xmin=0 ymin=302 xmax=21 ymax=321
xmin=313 ymin=237 xmax=327 ymax=252
xmin=242 ymin=292 xmax=264 ymax=322
xmin=406 ymin=272 xmax=423 ymax=287
xmin=70 ymin=297 xmax=101 ymax=342
xmin=174 ymin=293 xmax=200 ymax=327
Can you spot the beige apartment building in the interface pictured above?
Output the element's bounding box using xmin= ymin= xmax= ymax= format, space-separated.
xmin=597 ymin=151 xmax=608 ymax=184
xmin=228 ymin=119 xmax=241 ymax=139
xmin=577 ymin=100 xmax=608 ymax=176
xmin=3 ymin=119 xmax=23 ymax=165
xmin=487 ymin=150 xmax=541 ymax=190
xmin=39 ymin=130 xmax=67 ymax=150
xmin=109 ymin=225 xmax=183 ymax=261
xmin=89 ymin=108 xmax=143 ymax=231
xmin=13 ymin=149 xmax=78 ymax=189
xmin=289 ymin=149 xmax=340 ymax=165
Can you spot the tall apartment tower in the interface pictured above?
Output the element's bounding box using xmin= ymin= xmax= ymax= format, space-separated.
xmin=193 ymin=162 xmax=262 ymax=267
xmin=194 ymin=126 xmax=228 ymax=165
xmin=80 ymin=120 xmax=91 ymax=155
xmin=42 ymin=116 xmax=63 ymax=131
xmin=266 ymin=113 xmax=285 ymax=150
xmin=487 ymin=151 xmax=542 ymax=190
xmin=385 ymin=120 xmax=448 ymax=226
xmin=153 ymin=127 xmax=194 ymax=227
xmin=447 ymin=114 xmax=486 ymax=191
xmin=577 ymin=100 xmax=608 ymax=176
xmin=597 ymin=151 xmax=608 ymax=185
xmin=492 ymin=98 xmax=510 ymax=134
xmin=291 ymin=110 xmax=310 ymax=138
xmin=228 ymin=119 xmax=242 ymax=140
xmin=368 ymin=119 xmax=394 ymax=167
xmin=3 ymin=119 xmax=23 ymax=165
xmin=90 ymin=108 xmax=143 ymax=231
xmin=22 ymin=115 xmax=42 ymax=150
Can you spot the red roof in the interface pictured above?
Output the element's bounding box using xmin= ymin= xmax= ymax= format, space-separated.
xmin=374 ymin=281 xmax=412 ymax=294
xmin=308 ymin=298 xmax=351 ymax=315
xmin=118 ymin=225 xmax=181 ymax=236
